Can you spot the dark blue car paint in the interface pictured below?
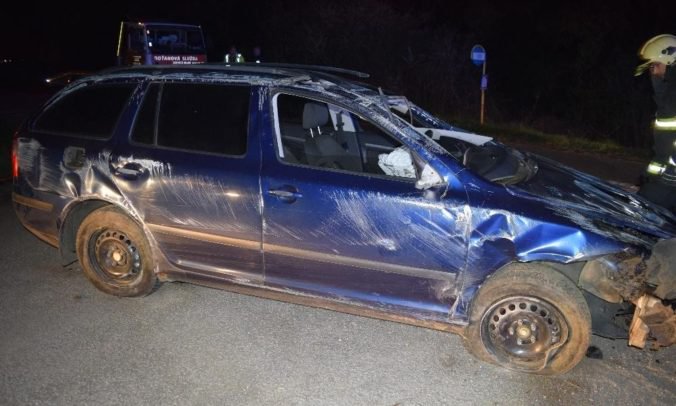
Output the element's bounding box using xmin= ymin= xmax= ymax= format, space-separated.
xmin=12 ymin=68 xmax=676 ymax=328
xmin=113 ymin=81 xmax=265 ymax=282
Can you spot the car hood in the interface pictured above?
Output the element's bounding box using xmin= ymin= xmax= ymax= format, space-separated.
xmin=513 ymin=153 xmax=676 ymax=245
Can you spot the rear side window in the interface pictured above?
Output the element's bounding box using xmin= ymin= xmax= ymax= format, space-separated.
xmin=156 ymin=83 xmax=250 ymax=155
xmin=34 ymin=83 xmax=136 ymax=138
xmin=131 ymin=84 xmax=160 ymax=145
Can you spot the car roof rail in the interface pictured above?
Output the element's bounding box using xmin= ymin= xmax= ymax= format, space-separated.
xmin=98 ymin=64 xmax=293 ymax=77
xmin=97 ymin=64 xmax=369 ymax=86
xmin=247 ymin=63 xmax=370 ymax=79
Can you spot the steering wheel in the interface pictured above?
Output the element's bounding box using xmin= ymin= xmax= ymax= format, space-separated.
xmin=463 ymin=145 xmax=502 ymax=176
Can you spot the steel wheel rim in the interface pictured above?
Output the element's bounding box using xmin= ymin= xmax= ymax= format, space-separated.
xmin=481 ymin=296 xmax=569 ymax=369
xmin=88 ymin=228 xmax=142 ymax=284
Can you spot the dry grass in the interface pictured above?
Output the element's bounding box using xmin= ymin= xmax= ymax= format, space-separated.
xmin=449 ymin=119 xmax=652 ymax=161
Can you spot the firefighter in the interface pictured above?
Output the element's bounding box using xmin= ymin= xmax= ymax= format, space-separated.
xmin=224 ymin=46 xmax=245 ymax=64
xmin=635 ymin=34 xmax=676 ymax=211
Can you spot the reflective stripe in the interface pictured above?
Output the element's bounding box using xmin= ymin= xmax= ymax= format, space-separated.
xmin=225 ymin=54 xmax=245 ymax=63
xmin=647 ymin=161 xmax=667 ymax=175
xmin=655 ymin=117 xmax=676 ymax=129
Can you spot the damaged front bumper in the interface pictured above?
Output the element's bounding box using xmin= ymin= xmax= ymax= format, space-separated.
xmin=580 ymin=239 xmax=676 ymax=348
xmin=628 ymin=295 xmax=676 ymax=348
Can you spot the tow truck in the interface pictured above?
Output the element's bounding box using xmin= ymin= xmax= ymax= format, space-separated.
xmin=44 ymin=21 xmax=208 ymax=88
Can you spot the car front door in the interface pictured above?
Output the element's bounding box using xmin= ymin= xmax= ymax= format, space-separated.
xmin=260 ymin=93 xmax=468 ymax=319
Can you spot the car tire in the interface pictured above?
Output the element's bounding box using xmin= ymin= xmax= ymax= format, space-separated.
xmin=463 ymin=263 xmax=591 ymax=375
xmin=76 ymin=206 xmax=158 ymax=297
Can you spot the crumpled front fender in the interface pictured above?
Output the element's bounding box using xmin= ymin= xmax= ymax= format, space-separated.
xmin=579 ymin=238 xmax=676 ymax=349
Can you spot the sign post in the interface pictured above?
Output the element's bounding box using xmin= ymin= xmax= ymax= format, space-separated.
xmin=470 ymin=45 xmax=488 ymax=125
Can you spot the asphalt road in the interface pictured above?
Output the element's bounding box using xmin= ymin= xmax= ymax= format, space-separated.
xmin=1 ymin=182 xmax=674 ymax=406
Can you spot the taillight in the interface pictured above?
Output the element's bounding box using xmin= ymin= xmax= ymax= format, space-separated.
xmin=11 ymin=135 xmax=19 ymax=178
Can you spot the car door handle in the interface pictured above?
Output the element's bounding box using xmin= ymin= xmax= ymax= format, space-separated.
xmin=112 ymin=162 xmax=147 ymax=180
xmin=268 ymin=186 xmax=303 ymax=203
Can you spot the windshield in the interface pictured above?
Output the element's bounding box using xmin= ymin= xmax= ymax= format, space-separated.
xmin=388 ymin=97 xmax=538 ymax=185
xmin=388 ymin=96 xmax=459 ymax=131
xmin=146 ymin=26 xmax=205 ymax=55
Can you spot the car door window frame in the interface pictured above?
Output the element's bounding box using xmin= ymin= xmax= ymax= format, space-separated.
xmin=128 ymin=80 xmax=252 ymax=158
xmin=31 ymin=80 xmax=139 ymax=140
xmin=271 ymin=90 xmax=428 ymax=184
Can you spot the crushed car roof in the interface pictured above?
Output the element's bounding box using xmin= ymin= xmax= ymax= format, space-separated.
xmin=90 ymin=63 xmax=381 ymax=94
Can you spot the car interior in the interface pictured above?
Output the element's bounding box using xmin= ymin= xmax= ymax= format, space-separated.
xmin=276 ymin=94 xmax=403 ymax=176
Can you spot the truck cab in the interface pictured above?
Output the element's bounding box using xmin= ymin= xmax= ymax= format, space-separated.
xmin=116 ymin=21 xmax=207 ymax=66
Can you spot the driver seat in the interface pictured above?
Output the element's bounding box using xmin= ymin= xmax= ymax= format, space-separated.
xmin=302 ymin=102 xmax=351 ymax=169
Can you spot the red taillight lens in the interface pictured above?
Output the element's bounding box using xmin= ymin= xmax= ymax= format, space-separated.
xmin=11 ymin=136 xmax=19 ymax=178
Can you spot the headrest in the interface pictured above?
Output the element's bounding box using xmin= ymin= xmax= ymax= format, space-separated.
xmin=303 ymin=102 xmax=329 ymax=129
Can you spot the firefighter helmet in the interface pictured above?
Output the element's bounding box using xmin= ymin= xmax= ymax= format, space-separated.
xmin=635 ymin=34 xmax=676 ymax=76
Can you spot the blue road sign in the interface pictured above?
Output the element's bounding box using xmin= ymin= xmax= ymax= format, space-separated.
xmin=481 ymin=74 xmax=488 ymax=90
xmin=471 ymin=45 xmax=486 ymax=66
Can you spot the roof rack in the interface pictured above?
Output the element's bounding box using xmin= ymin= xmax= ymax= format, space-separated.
xmin=122 ymin=18 xmax=202 ymax=27
xmin=245 ymin=63 xmax=370 ymax=79
xmin=97 ymin=63 xmax=370 ymax=85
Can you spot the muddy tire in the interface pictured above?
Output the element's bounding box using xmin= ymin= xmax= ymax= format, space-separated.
xmin=463 ymin=263 xmax=591 ymax=375
xmin=76 ymin=206 xmax=158 ymax=297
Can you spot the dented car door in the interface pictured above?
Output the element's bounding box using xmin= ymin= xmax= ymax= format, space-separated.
xmin=260 ymin=92 xmax=468 ymax=319
xmin=110 ymin=81 xmax=264 ymax=282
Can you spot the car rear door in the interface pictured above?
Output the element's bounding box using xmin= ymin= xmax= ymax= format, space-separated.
xmin=110 ymin=81 xmax=263 ymax=282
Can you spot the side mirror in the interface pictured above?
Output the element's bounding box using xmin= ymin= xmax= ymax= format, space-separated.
xmin=415 ymin=163 xmax=445 ymax=190
xmin=378 ymin=147 xmax=445 ymax=190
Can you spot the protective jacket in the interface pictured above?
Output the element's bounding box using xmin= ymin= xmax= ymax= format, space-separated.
xmin=653 ymin=66 xmax=676 ymax=121
xmin=224 ymin=53 xmax=245 ymax=64
xmin=649 ymin=66 xmax=676 ymax=166
xmin=640 ymin=65 xmax=676 ymax=211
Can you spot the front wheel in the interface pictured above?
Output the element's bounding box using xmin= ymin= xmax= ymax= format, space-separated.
xmin=463 ymin=263 xmax=591 ymax=375
xmin=76 ymin=206 xmax=158 ymax=297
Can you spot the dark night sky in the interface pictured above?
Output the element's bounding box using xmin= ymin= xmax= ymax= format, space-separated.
xmin=3 ymin=0 xmax=676 ymax=146
xmin=5 ymin=1 xmax=674 ymax=69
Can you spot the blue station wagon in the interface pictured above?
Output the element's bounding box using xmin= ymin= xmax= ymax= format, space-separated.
xmin=11 ymin=64 xmax=676 ymax=374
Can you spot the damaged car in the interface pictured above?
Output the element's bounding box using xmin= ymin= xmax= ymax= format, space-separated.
xmin=11 ymin=63 xmax=676 ymax=374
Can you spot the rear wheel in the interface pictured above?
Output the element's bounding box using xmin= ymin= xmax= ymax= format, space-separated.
xmin=76 ymin=206 xmax=157 ymax=297
xmin=463 ymin=263 xmax=591 ymax=375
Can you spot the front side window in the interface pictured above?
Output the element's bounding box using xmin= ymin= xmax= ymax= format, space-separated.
xmin=274 ymin=93 xmax=416 ymax=180
xmin=134 ymin=83 xmax=250 ymax=156
xmin=34 ymin=83 xmax=136 ymax=138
